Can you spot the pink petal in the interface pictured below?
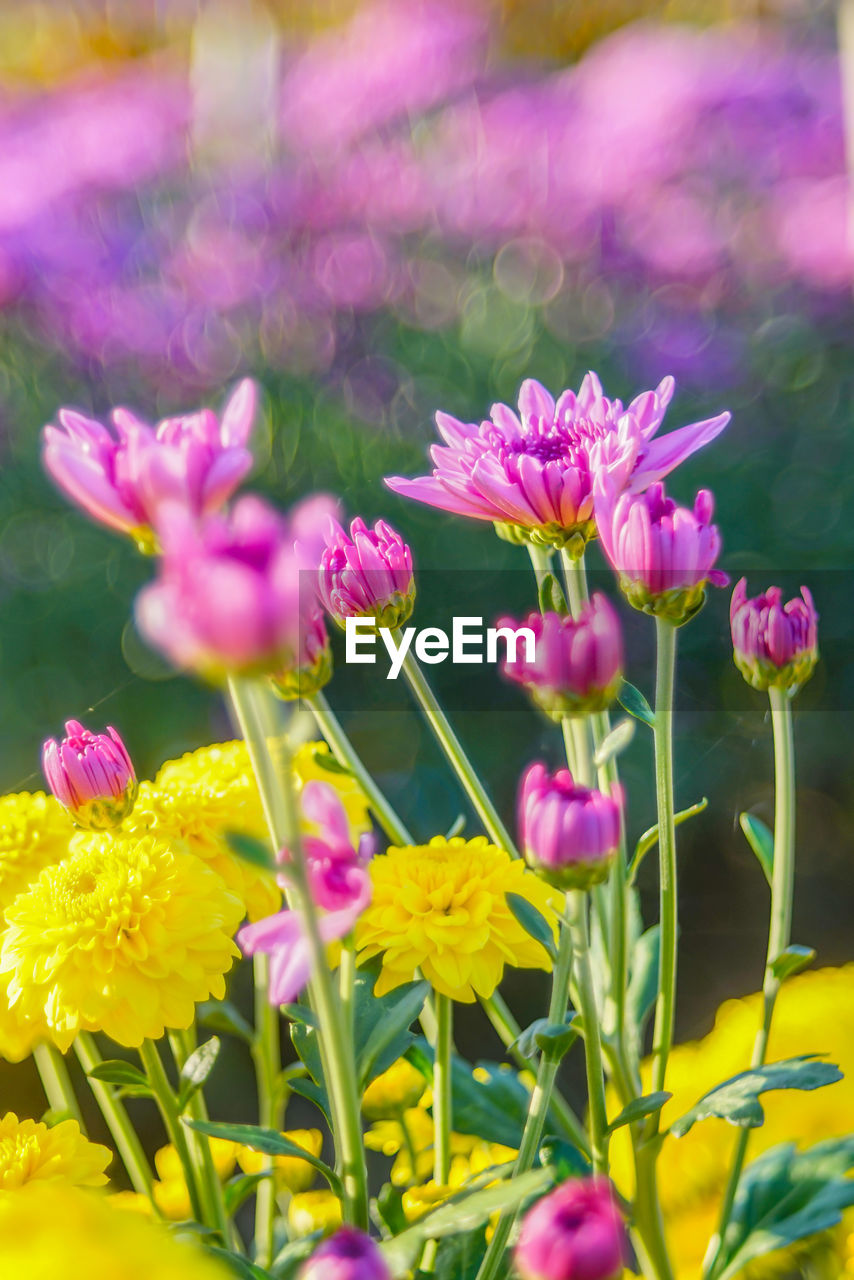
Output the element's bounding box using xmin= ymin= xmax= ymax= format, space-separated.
xmin=628 ymin=412 xmax=731 ymax=493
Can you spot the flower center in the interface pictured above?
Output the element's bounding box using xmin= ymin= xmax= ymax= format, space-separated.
xmin=489 ymin=415 xmax=607 ymax=467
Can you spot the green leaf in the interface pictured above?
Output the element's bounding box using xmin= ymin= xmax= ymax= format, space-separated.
xmin=310 ymin=747 xmax=351 ymax=775
xmin=86 ymin=1060 xmax=152 ymax=1091
xmin=515 ymin=1017 xmax=579 ymax=1063
xmin=618 ymin=680 xmax=655 ymax=727
xmin=426 ymin=1228 xmax=489 ymax=1280
xmin=740 ymin=813 xmax=774 ymax=887
xmin=593 ymin=718 xmax=635 ymax=769
xmin=538 ymin=1137 xmax=590 ymax=1180
xmin=222 ymin=1171 xmax=273 ymax=1217
xmin=287 ymin=1077 xmax=331 ymax=1127
xmin=625 ymin=926 xmax=660 ymax=1039
xmin=381 ymin=1169 xmax=552 ymax=1274
xmin=185 ymin=1121 xmax=342 ymax=1196
xmin=538 ymin=572 xmax=568 ymax=617
xmin=670 ymin=1056 xmax=843 ymax=1137
xmin=197 ymin=1000 xmax=253 ymax=1044
xmin=505 ymin=892 xmax=556 ymax=962
xmin=376 ymin=1182 xmax=408 ymax=1236
xmin=408 ymin=1040 xmax=532 ymax=1149
xmin=445 ymin=814 xmax=466 ymax=839
xmin=771 ymin=945 xmax=816 ymax=983
xmin=355 ymin=974 xmax=429 ymax=1089
xmin=715 ymin=1137 xmax=854 ymax=1280
xmin=608 ymin=1092 xmax=671 ymax=1133
xmin=206 ymin=1245 xmax=272 ymax=1279
xmin=281 ymin=1003 xmax=318 ymax=1029
xmin=270 ymin=1235 xmax=319 ymax=1279
xmin=628 ymin=798 xmax=708 ymax=883
xmin=177 ymin=1037 xmax=220 ymax=1110
xmin=225 ymin=831 xmax=277 ymax=872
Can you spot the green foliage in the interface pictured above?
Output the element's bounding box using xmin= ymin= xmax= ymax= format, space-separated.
xmin=771 ymin=945 xmax=816 ymax=983
xmin=407 ymin=1040 xmax=532 ymax=1149
xmin=177 ymin=1037 xmax=221 ymax=1111
xmin=607 ymin=1092 xmax=671 ymax=1133
xmin=186 ymin=1120 xmax=342 ymax=1196
xmin=670 ymin=1056 xmax=843 ymax=1137
xmin=740 ymin=813 xmax=775 ymax=887
xmin=617 ymin=680 xmax=655 ymax=727
xmin=505 ymin=893 xmax=557 ymax=962
xmin=538 ymin=572 xmax=568 ymax=616
xmin=197 ymin=1000 xmax=254 ymax=1044
xmin=224 ymin=831 xmax=277 ymax=872
xmin=628 ymin=798 xmax=708 ymax=883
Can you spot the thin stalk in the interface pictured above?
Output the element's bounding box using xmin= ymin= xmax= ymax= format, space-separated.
xmin=480 ymin=992 xmax=590 ymax=1155
xmin=74 ymin=1032 xmax=153 ymax=1197
xmin=566 ymin=891 xmax=609 ymax=1174
xmin=309 ymin=690 xmax=414 ymax=845
xmin=647 ymin=619 xmax=679 ymax=1110
xmin=433 ymin=994 xmax=454 ymax=1184
xmin=34 ymin=1042 xmax=83 ymax=1127
xmin=527 ymin=544 xmax=554 ymax=592
xmin=633 ymin=1142 xmax=676 ymax=1280
xmin=559 ymin=546 xmax=590 ymax=615
xmin=474 ymin=911 xmax=574 ymax=1280
xmin=400 ymin=650 xmax=517 ymax=855
xmin=704 ymin=688 xmax=796 ymax=1280
xmin=229 ymin=677 xmax=369 ymax=1230
xmin=139 ymin=1038 xmax=206 ymax=1224
xmin=169 ymin=1028 xmax=231 ymax=1243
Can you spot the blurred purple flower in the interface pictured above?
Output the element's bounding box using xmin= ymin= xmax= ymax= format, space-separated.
xmin=298 ymin=1226 xmax=390 ymax=1280
xmin=387 ymin=373 xmax=729 ymax=551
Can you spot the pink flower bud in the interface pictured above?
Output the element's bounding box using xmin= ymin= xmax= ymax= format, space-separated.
xmin=595 ymin=480 xmax=728 ymax=625
xmin=516 ymin=1178 xmax=627 ymax=1280
xmin=319 ymin=517 xmax=415 ymax=629
xmin=42 ymin=720 xmax=137 ymax=830
xmin=299 ymin=1227 xmax=390 ymax=1280
xmin=730 ymin=578 xmax=818 ymax=693
xmin=518 ymin=764 xmax=621 ymax=891
xmin=41 ymin=380 xmax=257 ymax=552
xmin=500 ymin=596 xmax=623 ymax=721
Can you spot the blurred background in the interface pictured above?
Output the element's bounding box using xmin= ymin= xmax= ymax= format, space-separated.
xmin=0 ymin=0 xmax=853 ymax=1168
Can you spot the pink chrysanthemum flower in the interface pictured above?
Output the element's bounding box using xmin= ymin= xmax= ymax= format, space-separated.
xmin=386 ymin=373 xmax=729 ymax=552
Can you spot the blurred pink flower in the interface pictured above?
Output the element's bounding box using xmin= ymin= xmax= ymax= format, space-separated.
xmin=239 ymin=782 xmax=373 ymax=1005
xmin=518 ymin=763 xmax=622 ymax=891
xmin=516 ymin=1176 xmax=626 ymax=1280
xmin=42 ymin=719 xmax=137 ymax=831
xmin=42 ymin=380 xmax=257 ymax=550
xmin=386 ymin=373 xmax=729 ymax=550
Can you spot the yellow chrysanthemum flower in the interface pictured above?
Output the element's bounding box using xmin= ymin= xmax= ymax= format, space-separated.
xmin=150 ymin=1139 xmax=239 ymax=1220
xmin=1 ymin=832 xmax=243 ymax=1049
xmin=611 ymin=965 xmax=854 ymax=1279
xmin=0 ymin=1182 xmax=232 ymax=1279
xmin=236 ymin=1128 xmax=323 ymax=1194
xmin=288 ymin=1188 xmax=343 ymax=1236
xmin=401 ymin=1143 xmax=517 ymax=1223
xmin=365 ymin=1103 xmax=507 ymax=1187
xmin=0 ymin=791 xmax=73 ymax=914
xmin=362 ymin=1058 xmax=428 ymax=1119
xmin=0 ymin=1113 xmax=110 ymax=1190
xmin=355 ymin=836 xmax=558 ymax=1001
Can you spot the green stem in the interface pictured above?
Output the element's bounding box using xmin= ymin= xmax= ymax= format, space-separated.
xmin=648 ymin=619 xmax=679 ymax=1110
xmin=169 ymin=1028 xmax=230 ymax=1243
xmin=559 ymin=546 xmax=590 ymax=615
xmin=704 ymin=687 xmax=796 ymax=1280
xmin=433 ymin=995 xmax=453 ymax=1184
xmin=566 ymin=890 xmax=609 ymax=1174
xmin=74 ymin=1033 xmax=153 ymax=1197
xmin=633 ymin=1143 xmax=676 ymax=1280
xmin=400 ymin=650 xmax=518 ymax=856
xmin=34 ymin=1042 xmax=84 ymax=1127
xmin=474 ymin=911 xmax=574 ymax=1280
xmin=229 ymin=677 xmax=369 ymax=1231
xmin=309 ymin=690 xmax=414 ymax=846
xmin=139 ymin=1038 xmax=206 ymax=1223
xmin=527 ymin=544 xmax=554 ymax=592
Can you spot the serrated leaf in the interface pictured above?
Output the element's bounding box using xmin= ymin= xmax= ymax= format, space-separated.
xmin=505 ymin=893 xmax=557 ymax=961
xmin=628 ymin=798 xmax=708 ymax=882
xmin=197 ymin=1000 xmax=253 ymax=1044
xmin=310 ymin=747 xmax=351 ymax=775
xmin=538 ymin=572 xmax=568 ymax=617
xmin=86 ymin=1060 xmax=152 ymax=1090
xmin=225 ymin=831 xmax=277 ymax=872
xmin=177 ymin=1037 xmax=220 ymax=1110
xmin=626 ymin=926 xmax=660 ymax=1038
xmin=618 ymin=680 xmax=655 ymax=727
xmin=716 ymin=1137 xmax=854 ymax=1280
xmin=740 ymin=813 xmax=774 ymax=887
xmin=670 ymin=1056 xmax=843 ymax=1138
xmin=381 ymin=1169 xmax=552 ymax=1273
xmin=222 ymin=1171 xmax=273 ymax=1217
xmin=185 ymin=1121 xmax=341 ymax=1195
xmin=355 ymin=975 xmax=429 ymax=1090
xmin=771 ymin=945 xmax=815 ymax=983
xmin=593 ymin=718 xmax=635 ymax=768
xmin=608 ymin=1092 xmax=671 ymax=1133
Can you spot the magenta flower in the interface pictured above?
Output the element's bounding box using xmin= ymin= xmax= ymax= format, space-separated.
xmin=595 ymin=480 xmax=728 ymax=624
xmin=518 ymin=764 xmax=622 ymax=891
xmin=515 ymin=1177 xmax=627 ymax=1280
xmin=730 ymin=578 xmax=818 ymax=693
xmin=386 ymin=373 xmax=729 ymax=552
xmin=318 ymin=516 xmax=415 ymax=629
xmin=238 ymin=783 xmax=372 ymax=1006
xmin=135 ymin=494 xmax=335 ymax=683
xmin=42 ymin=379 xmax=257 ymax=552
xmin=298 ymin=1227 xmax=390 ymax=1280
xmin=500 ymin=596 xmax=623 ymax=721
xmin=42 ymin=719 xmax=137 ymax=830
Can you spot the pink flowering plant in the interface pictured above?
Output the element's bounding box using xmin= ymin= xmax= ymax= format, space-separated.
xmin=6 ymin=363 xmax=843 ymax=1280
